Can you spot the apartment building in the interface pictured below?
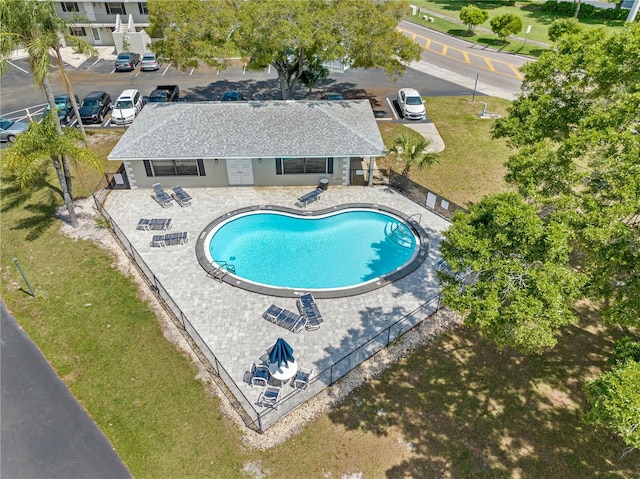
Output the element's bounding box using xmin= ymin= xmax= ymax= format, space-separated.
xmin=51 ymin=1 xmax=151 ymax=53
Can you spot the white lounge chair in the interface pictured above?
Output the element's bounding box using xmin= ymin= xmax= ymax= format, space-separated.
xmin=150 ymin=231 xmax=188 ymax=247
xmin=262 ymin=304 xmax=306 ymax=333
xmin=296 ymin=188 xmax=323 ymax=207
xmin=152 ymin=183 xmax=174 ymax=208
xmin=296 ymin=293 xmax=324 ymax=330
xmin=171 ymin=185 xmax=192 ymax=207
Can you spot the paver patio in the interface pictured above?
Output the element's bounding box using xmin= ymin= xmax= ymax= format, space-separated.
xmin=102 ymin=185 xmax=450 ymax=428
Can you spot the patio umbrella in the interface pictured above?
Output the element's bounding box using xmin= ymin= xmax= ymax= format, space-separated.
xmin=269 ymin=337 xmax=295 ymax=368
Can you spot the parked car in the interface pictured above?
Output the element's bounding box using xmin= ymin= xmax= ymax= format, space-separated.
xmin=145 ymin=85 xmax=180 ymax=103
xmin=0 ymin=117 xmax=29 ymax=143
xmin=321 ymin=92 xmax=343 ymax=100
xmin=44 ymin=94 xmax=80 ymax=125
xmin=220 ymin=90 xmax=244 ymax=101
xmin=111 ymin=89 xmax=144 ymax=125
xmin=140 ymin=52 xmax=161 ymax=71
xmin=397 ymin=88 xmax=426 ymax=120
xmin=79 ymin=91 xmax=112 ymax=124
xmin=114 ymin=52 xmax=141 ymax=72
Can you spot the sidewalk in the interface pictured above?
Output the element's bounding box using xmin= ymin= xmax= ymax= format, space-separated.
xmin=10 ymin=46 xmax=117 ymax=68
xmin=410 ymin=5 xmax=551 ymax=49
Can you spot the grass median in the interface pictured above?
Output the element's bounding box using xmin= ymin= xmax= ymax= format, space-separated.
xmin=1 ymin=99 xmax=636 ymax=478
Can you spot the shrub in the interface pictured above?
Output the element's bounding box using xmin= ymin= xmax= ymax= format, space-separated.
xmin=460 ymin=5 xmax=489 ymax=33
xmin=490 ymin=13 xmax=523 ymax=42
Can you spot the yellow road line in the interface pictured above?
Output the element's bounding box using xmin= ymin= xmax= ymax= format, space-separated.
xmin=403 ymin=27 xmax=522 ymax=80
xmin=508 ymin=63 xmax=524 ymax=80
xmin=484 ymin=57 xmax=496 ymax=72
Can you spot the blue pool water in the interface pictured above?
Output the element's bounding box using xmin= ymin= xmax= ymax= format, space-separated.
xmin=207 ymin=210 xmax=417 ymax=290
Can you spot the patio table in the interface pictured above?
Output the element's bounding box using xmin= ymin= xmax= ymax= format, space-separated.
xmin=268 ymin=360 xmax=298 ymax=383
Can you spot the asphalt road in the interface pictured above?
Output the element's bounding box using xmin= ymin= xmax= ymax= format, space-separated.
xmin=1 ymin=300 xmax=131 ymax=479
xmin=1 ymin=21 xmax=528 ymax=124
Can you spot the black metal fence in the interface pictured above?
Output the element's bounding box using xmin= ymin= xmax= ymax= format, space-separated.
xmin=91 ymin=177 xmax=447 ymax=433
xmin=349 ymin=169 xmax=466 ymax=220
xmin=388 ymin=170 xmax=466 ymax=220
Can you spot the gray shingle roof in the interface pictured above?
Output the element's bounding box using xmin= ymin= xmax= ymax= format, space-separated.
xmin=107 ymin=100 xmax=387 ymax=160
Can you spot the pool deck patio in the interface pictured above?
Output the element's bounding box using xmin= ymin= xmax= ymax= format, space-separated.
xmin=103 ymin=185 xmax=450 ymax=427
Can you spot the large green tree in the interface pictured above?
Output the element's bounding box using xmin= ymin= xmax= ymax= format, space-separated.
xmin=439 ymin=192 xmax=583 ymax=354
xmin=493 ymin=24 xmax=640 ymax=327
xmin=585 ymin=356 xmax=640 ymax=451
xmin=148 ymin=0 xmax=422 ymax=100
xmin=440 ymin=23 xmax=640 ymax=447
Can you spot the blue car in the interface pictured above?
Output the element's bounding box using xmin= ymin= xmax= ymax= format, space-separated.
xmin=220 ymin=90 xmax=244 ymax=101
xmin=45 ymin=94 xmax=80 ymax=125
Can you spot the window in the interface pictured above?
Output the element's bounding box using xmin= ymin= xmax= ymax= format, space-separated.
xmin=138 ymin=2 xmax=149 ymax=15
xmin=105 ymin=2 xmax=126 ymax=15
xmin=145 ymin=160 xmax=204 ymax=176
xmin=276 ymin=158 xmax=334 ymax=175
xmin=69 ymin=27 xmax=87 ymax=37
xmin=61 ymin=2 xmax=79 ymax=12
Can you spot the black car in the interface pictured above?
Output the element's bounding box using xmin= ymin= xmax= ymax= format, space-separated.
xmin=45 ymin=94 xmax=80 ymax=125
xmin=114 ymin=52 xmax=141 ymax=72
xmin=79 ymin=91 xmax=112 ymax=124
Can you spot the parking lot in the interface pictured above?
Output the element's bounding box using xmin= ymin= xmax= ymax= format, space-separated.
xmin=1 ymin=47 xmax=476 ymax=133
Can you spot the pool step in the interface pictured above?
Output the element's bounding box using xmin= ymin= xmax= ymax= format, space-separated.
xmin=385 ymin=222 xmax=414 ymax=248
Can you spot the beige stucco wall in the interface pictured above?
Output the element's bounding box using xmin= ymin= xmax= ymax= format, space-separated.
xmin=124 ymin=158 xmax=350 ymax=189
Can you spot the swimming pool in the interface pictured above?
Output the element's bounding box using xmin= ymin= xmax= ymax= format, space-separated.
xmin=197 ymin=205 xmax=429 ymax=297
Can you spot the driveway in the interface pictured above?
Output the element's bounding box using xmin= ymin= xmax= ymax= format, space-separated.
xmin=1 ymin=301 xmax=131 ymax=479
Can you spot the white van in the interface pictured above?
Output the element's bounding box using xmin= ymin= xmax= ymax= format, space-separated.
xmin=112 ymin=89 xmax=144 ymax=125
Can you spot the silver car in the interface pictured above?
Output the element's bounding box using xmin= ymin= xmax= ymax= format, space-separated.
xmin=140 ymin=53 xmax=161 ymax=71
xmin=0 ymin=117 xmax=29 ymax=143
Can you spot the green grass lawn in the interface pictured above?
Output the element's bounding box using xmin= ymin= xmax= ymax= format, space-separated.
xmin=1 ymin=117 xmax=637 ymax=477
xmin=408 ymin=0 xmax=627 ymax=57
xmin=378 ymin=96 xmax=513 ymax=207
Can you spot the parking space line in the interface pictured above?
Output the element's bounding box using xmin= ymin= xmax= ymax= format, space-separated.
xmin=91 ymin=58 xmax=101 ymax=67
xmin=7 ymin=60 xmax=29 ymax=74
xmin=386 ymin=97 xmax=399 ymax=120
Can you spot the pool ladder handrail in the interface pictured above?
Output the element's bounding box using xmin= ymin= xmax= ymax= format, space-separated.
xmin=208 ymin=260 xmax=236 ymax=282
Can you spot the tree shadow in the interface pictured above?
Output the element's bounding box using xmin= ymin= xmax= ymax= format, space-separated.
xmin=328 ymin=312 xmax=639 ymax=477
xmin=2 ymin=176 xmax=61 ymax=240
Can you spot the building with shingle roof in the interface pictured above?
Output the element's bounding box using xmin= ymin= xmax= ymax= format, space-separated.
xmin=108 ymin=100 xmax=386 ymax=189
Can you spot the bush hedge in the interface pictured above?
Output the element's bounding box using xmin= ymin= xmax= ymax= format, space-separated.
xmin=541 ymin=1 xmax=630 ymax=21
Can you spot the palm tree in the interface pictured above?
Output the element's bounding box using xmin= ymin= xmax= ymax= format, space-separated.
xmin=2 ymin=113 xmax=103 ymax=227
xmin=388 ymin=132 xmax=439 ymax=177
xmin=1 ymin=0 xmax=96 ymax=224
xmin=0 ymin=0 xmax=96 ymax=197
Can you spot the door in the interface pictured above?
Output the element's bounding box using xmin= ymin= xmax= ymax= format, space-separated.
xmin=226 ymin=159 xmax=254 ymax=185
xmin=91 ymin=28 xmax=102 ymax=46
